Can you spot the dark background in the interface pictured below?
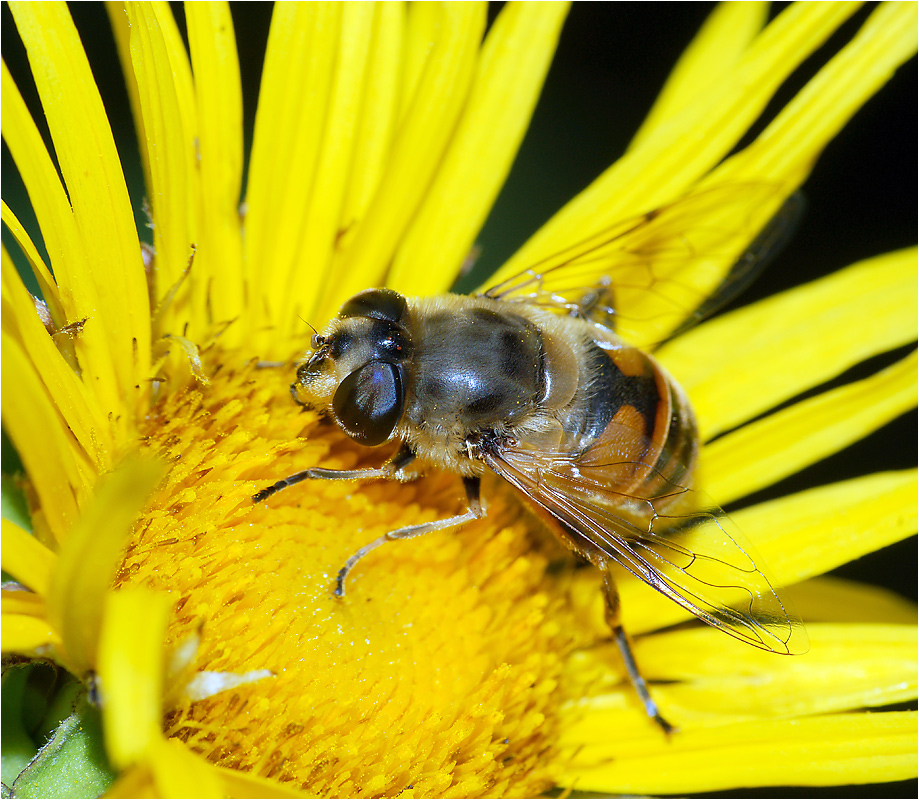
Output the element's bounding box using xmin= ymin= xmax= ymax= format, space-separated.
xmin=2 ymin=3 xmax=916 ymax=797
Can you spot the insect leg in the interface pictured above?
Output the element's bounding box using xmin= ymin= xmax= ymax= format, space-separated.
xmin=252 ymin=445 xmax=416 ymax=503
xmin=573 ymin=280 xmax=615 ymax=316
xmin=335 ymin=476 xmax=484 ymax=597
xmin=603 ymin=570 xmax=676 ymax=735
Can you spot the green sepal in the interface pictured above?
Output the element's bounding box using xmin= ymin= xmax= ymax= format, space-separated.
xmin=1 ymin=666 xmax=38 ymax=789
xmin=4 ymin=676 xmax=115 ymax=799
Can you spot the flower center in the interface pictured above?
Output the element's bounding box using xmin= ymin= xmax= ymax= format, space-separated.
xmin=116 ymin=350 xmax=586 ymax=796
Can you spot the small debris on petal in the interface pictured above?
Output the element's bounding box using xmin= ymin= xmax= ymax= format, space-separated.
xmin=184 ymin=669 xmax=275 ymax=701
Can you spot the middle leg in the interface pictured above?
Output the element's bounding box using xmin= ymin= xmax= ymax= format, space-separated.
xmin=335 ymin=476 xmax=485 ymax=597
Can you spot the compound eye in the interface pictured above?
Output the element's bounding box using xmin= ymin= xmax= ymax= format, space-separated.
xmin=332 ymin=361 xmax=404 ymax=446
xmin=339 ymin=288 xmax=407 ymax=324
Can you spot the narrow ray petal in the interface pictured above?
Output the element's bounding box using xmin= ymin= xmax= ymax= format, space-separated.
xmin=337 ymin=3 xmax=404 ymax=255
xmin=787 ymin=575 xmax=918 ymax=624
xmin=46 ymin=460 xmax=164 ymax=676
xmin=186 ymin=2 xmax=245 ymax=331
xmin=9 ymin=1 xmax=150 ymax=408
xmin=244 ymin=2 xmax=342 ymax=331
xmin=703 ymin=353 xmax=917 ymax=503
xmin=731 ymin=469 xmax=917 ymax=585
xmin=1 ymin=614 xmax=59 ymax=654
xmin=106 ymin=1 xmax=150 ymax=196
xmin=565 ymin=622 xmax=915 ymax=740
xmin=1 ymin=200 xmax=63 ymax=326
xmin=489 ymin=3 xmax=858 ymax=287
xmin=108 ymin=753 xmax=310 ymax=799
xmin=635 ymin=623 xmax=917 ymax=713
xmin=610 ymin=470 xmax=917 ymax=635
xmin=124 ymin=1 xmax=201 ymax=334
xmin=0 ymin=63 xmax=83 ymax=291
xmin=1 ymin=336 xmax=88 ymax=543
xmin=103 ymin=765 xmax=156 ymax=799
xmin=292 ymin=3 xmax=377 ymax=328
xmin=209 ymin=762 xmax=311 ymax=798
xmin=559 ymin=711 xmax=917 ymax=794
xmin=97 ymin=588 xmax=171 ymax=768
xmin=661 ymin=249 xmax=918 ymax=438
xmin=1 ymin=518 xmax=56 ymax=596
xmin=149 ymin=737 xmax=224 ymax=797
xmin=388 ymin=2 xmax=569 ymax=297
xmin=1 ymin=590 xmax=47 ymax=619
xmin=324 ymin=3 xmax=487 ymax=317
xmin=709 ymin=2 xmax=918 ymax=185
xmin=398 ymin=2 xmax=438 ymax=124
xmin=2 ymin=249 xmax=113 ymax=465
xmin=629 ymin=2 xmax=769 ymax=150
xmin=1 ymin=61 xmax=121 ymax=418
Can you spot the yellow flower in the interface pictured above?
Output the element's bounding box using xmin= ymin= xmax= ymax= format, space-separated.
xmin=2 ymin=2 xmax=916 ymax=798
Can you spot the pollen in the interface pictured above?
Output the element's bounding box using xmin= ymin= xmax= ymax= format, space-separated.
xmin=116 ymin=351 xmax=588 ymax=797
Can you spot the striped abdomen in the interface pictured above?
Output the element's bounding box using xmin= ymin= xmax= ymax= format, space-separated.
xmin=564 ymin=339 xmax=699 ymax=514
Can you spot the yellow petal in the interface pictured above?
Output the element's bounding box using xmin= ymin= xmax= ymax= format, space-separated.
xmin=564 ymin=622 xmax=916 ymax=746
xmin=560 ymin=710 xmax=917 ymax=794
xmin=636 ymin=623 xmax=917 ymax=715
xmin=2 ymin=248 xmax=113 ymax=466
xmin=209 ymin=763 xmax=312 ymax=798
xmin=294 ymin=3 xmax=378 ymax=323
xmin=0 ymin=60 xmax=83 ymax=301
xmin=1 ymin=590 xmax=47 ymax=618
xmin=731 ymin=469 xmax=918 ymax=586
xmin=1 ymin=518 xmax=56 ymax=596
xmin=9 ymin=1 xmax=150 ymax=409
xmin=185 ymin=1 xmax=245 ymax=330
xmin=103 ymin=764 xmax=158 ymax=799
xmin=1 ymin=613 xmax=59 ymax=655
xmin=1 ymin=60 xmax=121 ymax=419
xmin=661 ymin=249 xmax=918 ymax=438
xmin=99 ymin=594 xmax=306 ymax=797
xmin=398 ymin=2 xmax=438 ymax=124
xmin=709 ymin=2 xmax=918 ymax=185
xmin=787 ymin=575 xmax=918 ymax=624
xmin=149 ymin=737 xmax=224 ymax=799
xmin=388 ymin=1 xmax=570 ymax=297
xmin=46 ymin=459 xmax=164 ymax=676
xmin=106 ymin=1 xmax=151 ymax=198
xmin=321 ymin=3 xmax=488 ymax=317
xmin=629 ymin=2 xmax=769 ymax=150
xmin=97 ymin=588 xmax=171 ymax=769
xmin=337 ymin=3 xmax=404 ymax=254
xmin=1 ymin=334 xmax=87 ymax=542
xmin=1 ymin=200 xmax=64 ymax=326
xmin=703 ymin=352 xmax=917 ymax=503
xmin=609 ymin=470 xmax=917 ymax=636
xmin=124 ymin=1 xmax=201 ymax=334
xmin=489 ymin=3 xmax=858 ymax=287
xmin=244 ymin=2 xmax=343 ymax=334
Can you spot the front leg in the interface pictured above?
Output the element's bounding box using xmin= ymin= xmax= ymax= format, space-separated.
xmin=252 ymin=444 xmax=416 ymax=503
xmin=335 ymin=475 xmax=485 ymax=597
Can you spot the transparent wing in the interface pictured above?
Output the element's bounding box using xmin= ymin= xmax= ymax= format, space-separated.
xmin=480 ymin=432 xmax=807 ymax=655
xmin=479 ymin=183 xmax=803 ymax=348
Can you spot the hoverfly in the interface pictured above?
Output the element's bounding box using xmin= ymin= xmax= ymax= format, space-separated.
xmin=254 ymin=183 xmax=808 ymax=733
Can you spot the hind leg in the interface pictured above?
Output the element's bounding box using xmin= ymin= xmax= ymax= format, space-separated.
xmin=602 ymin=570 xmax=676 ymax=735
